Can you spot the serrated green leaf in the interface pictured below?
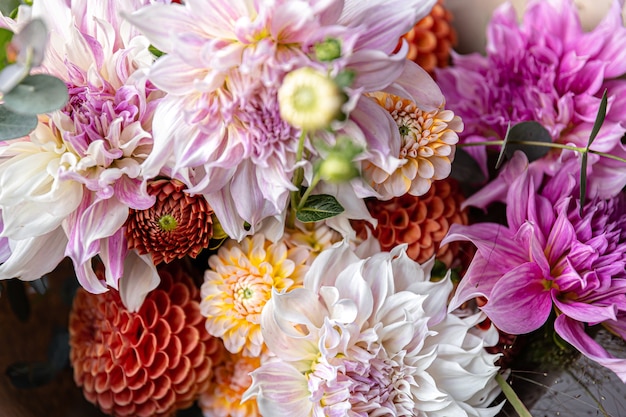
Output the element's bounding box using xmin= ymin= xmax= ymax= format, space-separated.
xmin=0 ymin=27 xmax=14 ymax=70
xmin=450 ymin=147 xmax=486 ymax=184
xmin=0 ymin=105 xmax=37 ymax=140
xmin=0 ymin=0 xmax=20 ymax=16
xmin=495 ymin=121 xmax=512 ymax=169
xmin=588 ymin=89 xmax=608 ymax=148
xmin=505 ymin=121 xmax=552 ymax=162
xmin=3 ymin=74 xmax=68 ymax=115
xmin=296 ymin=194 xmax=344 ymax=223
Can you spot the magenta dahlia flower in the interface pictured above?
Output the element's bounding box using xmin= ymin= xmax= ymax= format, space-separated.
xmin=437 ymin=0 xmax=626 ymax=198
xmin=443 ymin=152 xmax=626 ymax=382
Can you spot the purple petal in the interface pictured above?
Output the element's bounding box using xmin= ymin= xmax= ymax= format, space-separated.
xmin=481 ymin=262 xmax=552 ymax=334
xmin=555 ymin=315 xmax=626 ymax=383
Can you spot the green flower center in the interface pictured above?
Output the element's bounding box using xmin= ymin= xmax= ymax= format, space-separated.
xmin=399 ymin=125 xmax=410 ymax=137
xmin=242 ymin=287 xmax=254 ymax=299
xmin=158 ymin=214 xmax=178 ymax=232
xmin=293 ymin=86 xmax=317 ymax=111
xmin=315 ymin=38 xmax=342 ymax=61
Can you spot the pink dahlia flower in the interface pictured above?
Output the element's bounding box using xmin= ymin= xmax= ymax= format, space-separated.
xmin=436 ymin=0 xmax=626 ymax=198
xmin=443 ymin=152 xmax=626 ymax=382
xmin=0 ymin=0 xmax=165 ymax=310
xmin=126 ymin=0 xmax=444 ymax=240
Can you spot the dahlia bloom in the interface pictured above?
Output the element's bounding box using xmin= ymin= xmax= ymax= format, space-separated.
xmin=443 ymin=152 xmax=626 ymax=382
xmin=436 ymin=0 xmax=626 ymax=198
xmin=363 ymin=92 xmax=462 ymax=199
xmin=200 ymin=233 xmax=310 ymax=357
xmin=126 ymin=0 xmax=445 ymax=240
xmin=244 ymin=242 xmax=503 ymax=416
xmin=70 ymin=264 xmax=222 ymax=417
xmin=0 ymin=0 xmax=165 ymax=310
xmin=125 ymin=178 xmax=214 ymax=264
xmin=354 ymin=178 xmax=470 ymax=267
xmin=199 ymin=351 xmax=263 ymax=417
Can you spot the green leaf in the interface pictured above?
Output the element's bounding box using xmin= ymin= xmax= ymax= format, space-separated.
xmin=495 ymin=373 xmax=533 ymax=417
xmin=0 ymin=105 xmax=37 ymax=140
xmin=0 ymin=0 xmax=20 ymax=16
xmin=505 ymin=121 xmax=552 ymax=162
xmin=495 ymin=122 xmax=512 ymax=170
xmin=450 ymin=147 xmax=486 ymax=184
xmin=580 ymin=151 xmax=588 ymax=216
xmin=0 ymin=27 xmax=14 ymax=69
xmin=296 ymin=194 xmax=344 ymax=223
xmin=149 ymin=44 xmax=165 ymax=58
xmin=3 ymin=74 xmax=69 ymax=115
xmin=588 ymin=89 xmax=608 ymax=148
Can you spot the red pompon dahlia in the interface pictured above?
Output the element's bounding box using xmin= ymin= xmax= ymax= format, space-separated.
xmin=69 ymin=264 xmax=223 ymax=417
xmin=400 ymin=0 xmax=456 ymax=76
xmin=354 ymin=178 xmax=468 ymax=268
xmin=126 ymin=179 xmax=214 ymax=264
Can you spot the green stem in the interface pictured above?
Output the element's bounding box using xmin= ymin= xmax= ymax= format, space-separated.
xmin=457 ymin=140 xmax=584 ymax=152
xmin=287 ymin=130 xmax=308 ymax=229
xmin=495 ymin=373 xmax=533 ymax=417
xmin=457 ymin=140 xmax=626 ymax=163
xmin=297 ymin=171 xmax=321 ymax=211
xmin=589 ymin=149 xmax=626 ymax=164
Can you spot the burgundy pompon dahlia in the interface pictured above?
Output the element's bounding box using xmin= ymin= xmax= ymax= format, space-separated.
xmin=126 ymin=179 xmax=214 ymax=264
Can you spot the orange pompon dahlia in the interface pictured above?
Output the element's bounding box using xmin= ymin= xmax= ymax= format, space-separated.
xmin=400 ymin=0 xmax=457 ymax=75
xmin=125 ymin=179 xmax=213 ymax=264
xmin=201 ymin=233 xmax=310 ymax=357
xmin=69 ymin=264 xmax=222 ymax=417
xmin=199 ymin=351 xmax=262 ymax=417
xmin=354 ymin=178 xmax=468 ymax=268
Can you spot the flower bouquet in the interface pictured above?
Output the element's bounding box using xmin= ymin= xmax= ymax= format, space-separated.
xmin=0 ymin=0 xmax=625 ymax=416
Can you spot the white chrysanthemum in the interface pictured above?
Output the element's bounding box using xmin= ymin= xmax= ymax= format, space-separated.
xmin=244 ymin=242 xmax=503 ymax=416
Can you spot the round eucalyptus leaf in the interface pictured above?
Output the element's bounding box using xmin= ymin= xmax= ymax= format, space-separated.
xmin=0 ymin=104 xmax=37 ymax=140
xmin=3 ymin=74 xmax=69 ymax=115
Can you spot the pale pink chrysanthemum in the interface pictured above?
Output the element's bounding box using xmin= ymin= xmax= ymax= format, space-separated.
xmin=0 ymin=0 xmax=165 ymax=310
xmin=126 ymin=0 xmax=442 ymax=240
xmin=200 ymin=233 xmax=310 ymax=357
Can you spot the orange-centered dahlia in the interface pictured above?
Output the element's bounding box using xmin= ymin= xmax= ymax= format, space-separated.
xmin=69 ymin=264 xmax=222 ymax=417
xmin=199 ymin=351 xmax=262 ymax=417
xmin=125 ymin=179 xmax=213 ymax=264
xmin=201 ymin=233 xmax=310 ymax=357
xmin=354 ymin=178 xmax=468 ymax=268
xmin=364 ymin=93 xmax=462 ymax=199
xmin=400 ymin=0 xmax=457 ymax=75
